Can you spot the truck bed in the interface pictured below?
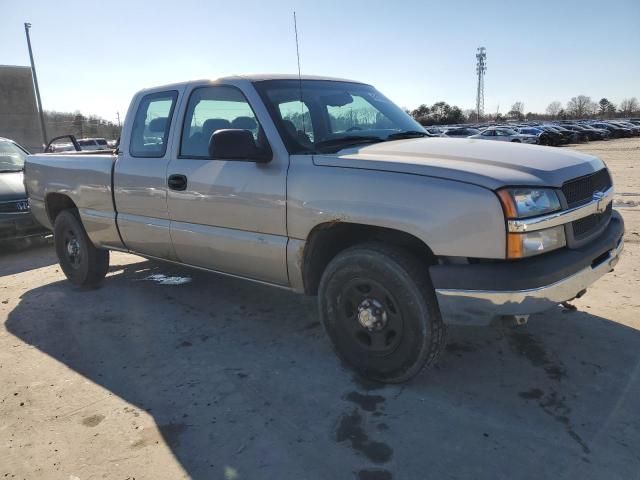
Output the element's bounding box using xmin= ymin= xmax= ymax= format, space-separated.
xmin=24 ymin=152 xmax=124 ymax=249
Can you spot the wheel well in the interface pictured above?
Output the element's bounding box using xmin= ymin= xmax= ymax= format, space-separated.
xmin=45 ymin=193 xmax=77 ymax=224
xmin=302 ymin=222 xmax=436 ymax=295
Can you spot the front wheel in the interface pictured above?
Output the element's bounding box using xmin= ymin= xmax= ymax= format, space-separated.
xmin=318 ymin=243 xmax=446 ymax=383
xmin=54 ymin=210 xmax=109 ymax=288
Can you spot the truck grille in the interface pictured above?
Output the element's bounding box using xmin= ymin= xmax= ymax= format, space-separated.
xmin=561 ymin=169 xmax=612 ymax=208
xmin=562 ymin=169 xmax=613 ymax=244
xmin=0 ymin=199 xmax=30 ymax=214
xmin=571 ymin=202 xmax=612 ymax=240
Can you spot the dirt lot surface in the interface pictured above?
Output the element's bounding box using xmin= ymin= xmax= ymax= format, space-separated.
xmin=1 ymin=138 xmax=639 ymax=480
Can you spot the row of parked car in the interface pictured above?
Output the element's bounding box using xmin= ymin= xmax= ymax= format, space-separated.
xmin=425 ymin=119 xmax=640 ymax=146
xmin=47 ymin=137 xmax=117 ymax=152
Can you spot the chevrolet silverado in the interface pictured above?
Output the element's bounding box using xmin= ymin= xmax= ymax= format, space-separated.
xmin=24 ymin=75 xmax=624 ymax=382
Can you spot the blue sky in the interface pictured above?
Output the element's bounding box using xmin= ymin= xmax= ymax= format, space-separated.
xmin=2 ymin=0 xmax=639 ymax=122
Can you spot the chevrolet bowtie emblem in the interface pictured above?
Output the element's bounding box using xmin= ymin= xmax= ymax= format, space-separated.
xmin=593 ymin=191 xmax=607 ymax=214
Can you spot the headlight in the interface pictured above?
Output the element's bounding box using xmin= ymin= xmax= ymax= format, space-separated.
xmin=506 ymin=225 xmax=566 ymax=258
xmin=497 ymin=188 xmax=565 ymax=258
xmin=497 ymin=188 xmax=561 ymax=219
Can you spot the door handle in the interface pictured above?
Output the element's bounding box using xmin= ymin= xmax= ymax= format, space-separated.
xmin=168 ymin=174 xmax=187 ymax=191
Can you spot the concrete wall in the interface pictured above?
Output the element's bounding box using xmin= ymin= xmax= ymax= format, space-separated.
xmin=0 ymin=65 xmax=43 ymax=153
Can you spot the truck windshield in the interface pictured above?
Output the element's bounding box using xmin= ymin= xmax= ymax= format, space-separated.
xmin=254 ymin=79 xmax=427 ymax=153
xmin=0 ymin=140 xmax=28 ymax=172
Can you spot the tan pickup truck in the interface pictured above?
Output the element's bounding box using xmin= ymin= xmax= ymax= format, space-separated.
xmin=24 ymin=75 xmax=624 ymax=382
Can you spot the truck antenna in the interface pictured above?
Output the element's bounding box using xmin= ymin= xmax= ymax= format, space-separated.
xmin=293 ymin=11 xmax=306 ymax=133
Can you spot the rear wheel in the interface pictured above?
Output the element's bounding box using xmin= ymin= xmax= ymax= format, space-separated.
xmin=318 ymin=243 xmax=446 ymax=383
xmin=54 ymin=210 xmax=109 ymax=288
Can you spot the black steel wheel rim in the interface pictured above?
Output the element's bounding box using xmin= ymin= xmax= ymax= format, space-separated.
xmin=337 ymin=277 xmax=404 ymax=356
xmin=63 ymin=228 xmax=82 ymax=269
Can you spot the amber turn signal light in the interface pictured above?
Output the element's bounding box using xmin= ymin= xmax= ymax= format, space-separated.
xmin=506 ymin=233 xmax=524 ymax=259
xmin=497 ymin=189 xmax=517 ymax=219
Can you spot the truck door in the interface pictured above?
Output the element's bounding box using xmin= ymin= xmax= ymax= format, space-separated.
xmin=113 ymin=90 xmax=180 ymax=259
xmin=165 ymin=83 xmax=288 ymax=285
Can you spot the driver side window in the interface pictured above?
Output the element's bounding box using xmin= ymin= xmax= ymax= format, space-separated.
xmin=180 ymin=86 xmax=262 ymax=158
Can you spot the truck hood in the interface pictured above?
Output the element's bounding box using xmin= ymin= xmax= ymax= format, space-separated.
xmin=0 ymin=171 xmax=27 ymax=201
xmin=313 ymin=138 xmax=605 ymax=190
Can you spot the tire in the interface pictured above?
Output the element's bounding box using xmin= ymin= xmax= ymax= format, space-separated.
xmin=511 ymin=139 xmax=521 ymax=143
xmin=318 ymin=243 xmax=447 ymax=383
xmin=54 ymin=210 xmax=109 ymax=288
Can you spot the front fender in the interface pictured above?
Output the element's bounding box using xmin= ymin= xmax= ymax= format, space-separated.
xmin=287 ymin=156 xmax=506 ymax=259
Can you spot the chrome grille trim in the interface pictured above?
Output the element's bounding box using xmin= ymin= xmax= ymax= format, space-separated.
xmin=508 ymin=187 xmax=613 ymax=233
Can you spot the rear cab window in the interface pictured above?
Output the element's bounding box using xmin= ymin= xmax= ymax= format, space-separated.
xmin=129 ymin=91 xmax=178 ymax=158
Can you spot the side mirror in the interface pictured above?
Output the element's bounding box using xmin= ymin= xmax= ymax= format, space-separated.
xmin=208 ymin=129 xmax=272 ymax=163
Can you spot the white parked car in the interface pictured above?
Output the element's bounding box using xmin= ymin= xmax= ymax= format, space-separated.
xmin=469 ymin=127 xmax=538 ymax=144
xmin=49 ymin=142 xmax=76 ymax=152
xmin=76 ymin=138 xmax=110 ymax=151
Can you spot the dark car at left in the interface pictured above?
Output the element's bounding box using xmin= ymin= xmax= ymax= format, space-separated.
xmin=0 ymin=137 xmax=49 ymax=245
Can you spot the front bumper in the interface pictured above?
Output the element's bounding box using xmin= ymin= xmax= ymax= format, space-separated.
xmin=431 ymin=211 xmax=624 ymax=326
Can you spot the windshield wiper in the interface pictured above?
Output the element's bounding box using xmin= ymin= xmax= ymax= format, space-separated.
xmin=386 ymin=131 xmax=430 ymax=140
xmin=314 ymin=136 xmax=385 ymax=151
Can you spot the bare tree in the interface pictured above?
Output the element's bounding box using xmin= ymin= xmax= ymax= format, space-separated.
xmin=45 ymin=110 xmax=120 ymax=140
xmin=619 ymin=97 xmax=639 ymax=117
xmin=508 ymin=101 xmax=525 ymax=120
xmin=546 ymin=101 xmax=562 ymax=117
xmin=511 ymin=102 xmax=524 ymax=114
xmin=566 ymin=95 xmax=597 ymax=118
xmin=463 ymin=108 xmax=476 ymax=120
xmin=411 ymin=104 xmax=430 ymax=118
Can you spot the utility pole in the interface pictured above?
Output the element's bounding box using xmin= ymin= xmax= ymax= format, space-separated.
xmin=475 ymin=47 xmax=487 ymax=122
xmin=24 ymin=23 xmax=48 ymax=150
xmin=116 ymin=111 xmax=121 ymax=128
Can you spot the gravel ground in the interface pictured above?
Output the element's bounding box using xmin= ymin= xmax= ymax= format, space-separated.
xmin=1 ymin=138 xmax=639 ymax=480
